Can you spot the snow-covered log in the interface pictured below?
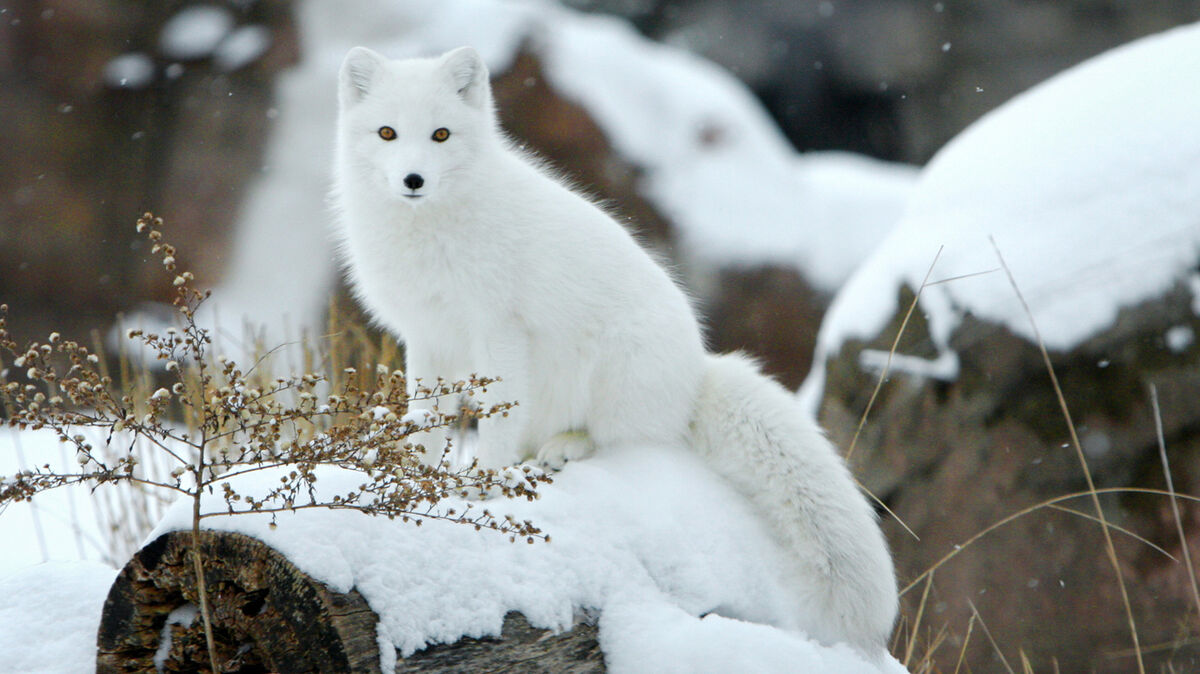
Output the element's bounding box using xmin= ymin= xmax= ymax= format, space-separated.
xmin=96 ymin=530 xmax=602 ymax=672
xmin=97 ymin=530 xmax=381 ymax=672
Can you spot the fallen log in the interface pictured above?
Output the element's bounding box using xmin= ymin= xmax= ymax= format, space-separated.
xmin=96 ymin=529 xmax=602 ymax=672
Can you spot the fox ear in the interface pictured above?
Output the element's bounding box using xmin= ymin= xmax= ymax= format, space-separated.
xmin=441 ymin=46 xmax=491 ymax=110
xmin=340 ymin=46 xmax=386 ymax=106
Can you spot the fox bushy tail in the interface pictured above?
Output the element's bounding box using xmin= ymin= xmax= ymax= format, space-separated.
xmin=690 ymin=353 xmax=898 ymax=654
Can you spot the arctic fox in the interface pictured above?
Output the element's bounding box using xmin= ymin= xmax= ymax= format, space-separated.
xmin=332 ymin=46 xmax=897 ymax=655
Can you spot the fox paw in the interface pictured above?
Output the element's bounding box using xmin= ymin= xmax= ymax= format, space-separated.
xmin=535 ymin=431 xmax=595 ymax=470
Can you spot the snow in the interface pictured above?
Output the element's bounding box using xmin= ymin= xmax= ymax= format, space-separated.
xmin=1165 ymin=325 xmax=1195 ymax=354
xmin=599 ymin=598 xmax=889 ymax=674
xmin=0 ymin=432 xmax=905 ymax=670
xmin=213 ymin=25 xmax=272 ymax=72
xmin=159 ymin=5 xmax=235 ymax=61
xmin=119 ymin=0 xmax=911 ymax=366
xmin=0 ymin=428 xmax=113 ymax=575
xmin=154 ymin=604 xmax=199 ymax=671
xmin=102 ymin=52 xmax=155 ymax=90
xmin=0 ymin=427 xmax=173 ymax=576
xmin=0 ymin=561 xmax=117 ymax=674
xmin=801 ymin=20 xmax=1200 ymax=411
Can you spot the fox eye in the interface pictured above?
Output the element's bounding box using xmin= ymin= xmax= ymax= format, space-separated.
xmin=431 ymin=127 xmax=451 ymax=142
xmin=378 ymin=126 xmax=396 ymax=141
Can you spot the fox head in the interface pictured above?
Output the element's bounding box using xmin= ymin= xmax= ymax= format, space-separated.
xmin=336 ymin=46 xmax=495 ymax=205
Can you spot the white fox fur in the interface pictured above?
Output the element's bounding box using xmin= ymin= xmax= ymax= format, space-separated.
xmin=332 ymin=46 xmax=897 ymax=655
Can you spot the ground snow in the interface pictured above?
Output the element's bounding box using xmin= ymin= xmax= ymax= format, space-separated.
xmin=138 ymin=444 xmax=903 ymax=672
xmin=801 ymin=20 xmax=1200 ymax=411
xmin=0 ymin=428 xmax=124 ymax=575
xmin=0 ymin=434 xmax=904 ymax=672
xmin=0 ymin=560 xmax=117 ymax=674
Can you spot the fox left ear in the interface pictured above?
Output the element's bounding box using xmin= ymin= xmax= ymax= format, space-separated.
xmin=441 ymin=47 xmax=491 ymax=110
xmin=340 ymin=46 xmax=386 ymax=107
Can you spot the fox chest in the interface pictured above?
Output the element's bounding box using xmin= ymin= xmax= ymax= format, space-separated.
xmin=347 ymin=222 xmax=519 ymax=333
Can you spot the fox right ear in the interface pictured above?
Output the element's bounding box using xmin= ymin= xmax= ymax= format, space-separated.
xmin=440 ymin=47 xmax=491 ymax=110
xmin=339 ymin=47 xmax=386 ymax=106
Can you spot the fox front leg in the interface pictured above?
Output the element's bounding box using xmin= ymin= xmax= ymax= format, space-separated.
xmin=402 ymin=342 xmax=463 ymax=467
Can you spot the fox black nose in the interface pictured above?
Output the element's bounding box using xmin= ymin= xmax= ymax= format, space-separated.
xmin=403 ymin=173 xmax=424 ymax=190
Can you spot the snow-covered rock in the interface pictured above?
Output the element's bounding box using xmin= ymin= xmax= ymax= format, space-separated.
xmin=799 ymin=21 xmax=1200 ymax=671
xmin=802 ymin=19 xmax=1200 ymax=410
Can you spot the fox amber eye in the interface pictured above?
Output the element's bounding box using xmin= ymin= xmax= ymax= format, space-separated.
xmin=431 ymin=127 xmax=451 ymax=142
xmin=378 ymin=126 xmax=396 ymax=141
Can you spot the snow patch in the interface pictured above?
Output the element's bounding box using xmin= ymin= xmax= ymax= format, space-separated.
xmin=0 ymin=561 xmax=118 ymax=673
xmin=160 ymin=5 xmax=235 ymax=61
xmin=858 ymin=348 xmax=959 ymax=382
xmin=214 ymin=25 xmax=272 ymax=72
xmin=154 ymin=604 xmax=199 ymax=672
xmin=103 ymin=52 xmax=155 ymax=90
xmin=1165 ymin=325 xmax=1195 ymax=353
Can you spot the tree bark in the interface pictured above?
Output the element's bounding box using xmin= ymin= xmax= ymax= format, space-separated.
xmin=96 ymin=530 xmax=604 ymax=673
xmin=97 ymin=530 xmax=381 ymax=673
xmin=395 ymin=612 xmax=603 ymax=673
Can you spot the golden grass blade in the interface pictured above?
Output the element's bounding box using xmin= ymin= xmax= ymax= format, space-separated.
xmin=1020 ymin=649 xmax=1035 ymax=674
xmin=905 ymin=570 xmax=935 ymax=667
xmin=846 ymin=246 xmax=943 ymax=462
xmin=912 ymin=624 xmax=948 ymax=674
xmin=1151 ymin=383 xmax=1200 ymax=626
xmin=857 ymin=476 xmax=919 ymax=541
xmin=989 ymin=236 xmax=1144 ymax=674
xmin=968 ymin=598 xmax=1014 ymax=674
xmin=1046 ymin=504 xmax=1176 ymax=561
xmin=953 ymin=612 xmax=976 ymax=674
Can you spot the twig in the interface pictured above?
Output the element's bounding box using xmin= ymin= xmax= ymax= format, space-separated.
xmin=1150 ymin=383 xmax=1200 ymax=624
xmin=856 ymin=476 xmax=919 ymax=541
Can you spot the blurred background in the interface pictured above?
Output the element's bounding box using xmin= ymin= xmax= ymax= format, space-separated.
xmin=2 ymin=1 xmax=1200 ymax=671
xmin=3 ymin=0 xmax=1197 ymax=353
